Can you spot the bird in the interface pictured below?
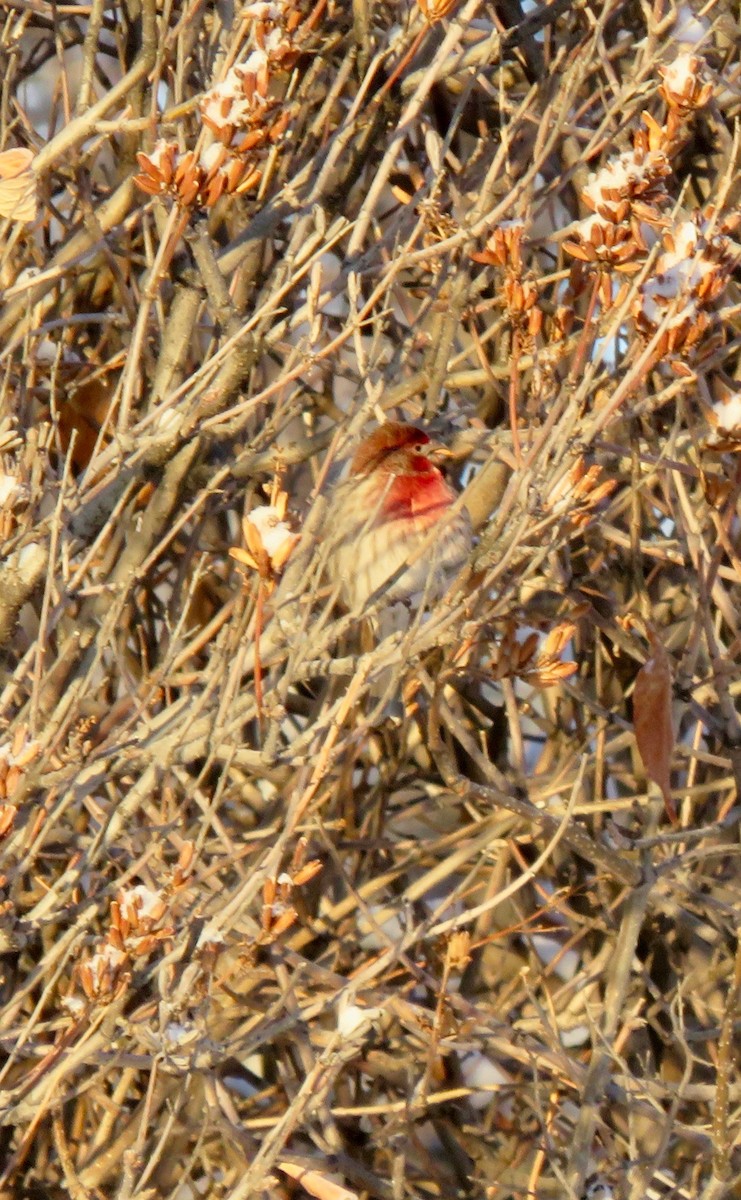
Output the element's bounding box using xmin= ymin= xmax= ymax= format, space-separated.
xmin=324 ymin=421 xmax=472 ymax=612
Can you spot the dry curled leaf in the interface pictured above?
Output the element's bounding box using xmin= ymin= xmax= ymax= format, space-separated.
xmin=631 ymin=621 xmax=676 ymax=821
xmin=0 ymin=147 xmax=37 ymax=222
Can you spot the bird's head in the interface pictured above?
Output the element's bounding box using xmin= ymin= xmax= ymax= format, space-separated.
xmin=350 ymin=422 xmax=443 ymax=478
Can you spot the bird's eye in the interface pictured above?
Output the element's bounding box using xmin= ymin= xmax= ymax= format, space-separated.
xmin=413 ymin=443 xmax=426 ymax=454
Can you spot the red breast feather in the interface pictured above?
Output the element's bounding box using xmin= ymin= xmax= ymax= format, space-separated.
xmin=328 ymin=424 xmax=471 ymax=610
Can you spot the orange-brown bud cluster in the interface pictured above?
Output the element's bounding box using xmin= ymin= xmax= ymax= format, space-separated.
xmin=134 ymin=140 xmax=262 ymax=209
xmin=490 ymin=620 xmax=580 ymax=689
xmin=563 ymin=116 xmax=674 ymax=307
xmin=564 ymin=215 xmax=648 ymax=310
xmin=472 ymin=221 xmax=542 ymax=338
xmin=200 ymin=56 xmax=293 ymax=152
xmin=545 ymin=457 xmax=617 ymax=529
xmin=135 ymin=1 xmax=322 ymax=212
xmin=582 ymin=139 xmax=671 ymax=227
xmin=562 ymin=107 xmax=677 ymax=307
xmin=260 ymin=838 xmax=322 ymax=942
xmin=78 ymin=942 xmax=128 ymax=1002
xmin=78 ymin=845 xmax=193 ymax=1004
xmin=229 ymin=487 xmax=298 ymax=592
xmin=503 ymin=275 xmax=542 ymax=338
xmin=632 ymin=213 xmax=740 ymax=367
xmin=703 ymin=378 xmax=741 ymax=449
xmin=198 ymin=2 xmax=312 ymax=162
xmin=0 ymin=726 xmax=39 ymax=802
xmin=563 ymin=215 xmax=646 ymax=272
xmin=659 ymin=53 xmax=713 ymax=115
xmin=558 ymin=49 xmax=738 ymax=373
xmin=472 ymin=220 xmax=525 ymax=271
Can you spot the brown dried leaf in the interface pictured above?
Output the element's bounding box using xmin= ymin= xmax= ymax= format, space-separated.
xmin=633 ymin=623 xmax=676 ymax=821
xmin=0 ymin=147 xmax=37 ymax=222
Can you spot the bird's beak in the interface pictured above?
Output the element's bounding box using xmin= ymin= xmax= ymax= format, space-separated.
xmin=426 ymin=441 xmax=454 ymax=465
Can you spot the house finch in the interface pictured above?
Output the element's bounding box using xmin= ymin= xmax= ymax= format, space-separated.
xmin=326 ymin=422 xmax=472 ymax=611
